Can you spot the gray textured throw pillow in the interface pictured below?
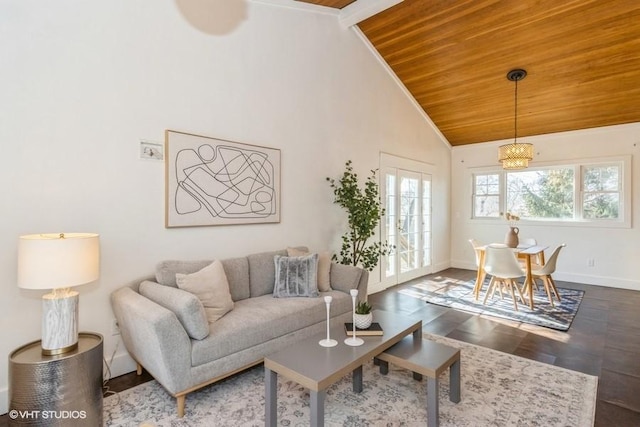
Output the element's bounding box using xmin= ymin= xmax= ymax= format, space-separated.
xmin=287 ymin=247 xmax=332 ymax=292
xmin=273 ymin=254 xmax=319 ymax=298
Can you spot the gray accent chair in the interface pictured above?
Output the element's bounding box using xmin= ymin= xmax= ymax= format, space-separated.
xmin=110 ymin=248 xmax=368 ymax=417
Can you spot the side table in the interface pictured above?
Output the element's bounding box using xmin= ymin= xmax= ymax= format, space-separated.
xmin=8 ymin=332 xmax=103 ymax=426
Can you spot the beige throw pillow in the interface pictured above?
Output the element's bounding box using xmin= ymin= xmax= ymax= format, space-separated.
xmin=287 ymin=247 xmax=331 ymax=292
xmin=176 ymin=260 xmax=234 ymax=324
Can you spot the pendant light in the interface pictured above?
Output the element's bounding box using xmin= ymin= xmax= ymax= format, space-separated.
xmin=498 ymin=69 xmax=533 ymax=169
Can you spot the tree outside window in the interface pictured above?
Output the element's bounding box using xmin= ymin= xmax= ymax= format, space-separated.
xmin=582 ymin=165 xmax=620 ymax=219
xmin=472 ymin=161 xmax=623 ymax=223
xmin=507 ymin=168 xmax=574 ymax=220
xmin=473 ymin=173 xmax=500 ymax=218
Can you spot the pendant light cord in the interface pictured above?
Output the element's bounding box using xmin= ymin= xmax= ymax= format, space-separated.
xmin=514 ymin=76 xmax=518 ymax=143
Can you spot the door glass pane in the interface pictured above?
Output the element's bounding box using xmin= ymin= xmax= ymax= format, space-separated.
xmin=422 ymin=177 xmax=431 ymax=267
xmin=400 ymin=175 xmax=419 ymax=272
xmin=384 ymin=172 xmax=396 ymax=279
xmin=384 ymin=168 xmax=432 ymax=282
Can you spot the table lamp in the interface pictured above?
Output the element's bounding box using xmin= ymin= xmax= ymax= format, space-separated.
xmin=18 ymin=233 xmax=100 ymax=355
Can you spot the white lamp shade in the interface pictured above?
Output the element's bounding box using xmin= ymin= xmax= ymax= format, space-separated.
xmin=18 ymin=233 xmax=100 ymax=290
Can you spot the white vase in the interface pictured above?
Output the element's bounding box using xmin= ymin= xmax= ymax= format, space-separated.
xmin=354 ymin=313 xmax=373 ymax=329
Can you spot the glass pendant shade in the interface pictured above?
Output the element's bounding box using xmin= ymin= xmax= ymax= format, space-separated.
xmin=498 ymin=141 xmax=534 ymax=169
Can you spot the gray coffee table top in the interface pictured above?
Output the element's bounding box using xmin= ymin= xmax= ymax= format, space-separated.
xmin=264 ymin=309 xmax=422 ymax=391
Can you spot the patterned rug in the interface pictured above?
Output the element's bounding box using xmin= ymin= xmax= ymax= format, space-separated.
xmin=104 ymin=333 xmax=597 ymax=426
xmin=420 ymin=279 xmax=584 ymax=331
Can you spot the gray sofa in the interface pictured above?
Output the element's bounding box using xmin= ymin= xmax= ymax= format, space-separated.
xmin=110 ymin=248 xmax=368 ymax=417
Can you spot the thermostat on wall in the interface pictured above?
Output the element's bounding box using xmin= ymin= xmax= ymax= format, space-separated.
xmin=140 ymin=140 xmax=164 ymax=161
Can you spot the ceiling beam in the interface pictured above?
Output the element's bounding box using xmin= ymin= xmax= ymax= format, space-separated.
xmin=339 ymin=0 xmax=404 ymax=28
xmin=252 ymin=0 xmax=339 ymax=16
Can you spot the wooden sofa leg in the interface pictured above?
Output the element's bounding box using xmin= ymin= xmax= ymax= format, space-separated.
xmin=136 ymin=363 xmax=143 ymax=376
xmin=177 ymin=395 xmax=186 ymax=418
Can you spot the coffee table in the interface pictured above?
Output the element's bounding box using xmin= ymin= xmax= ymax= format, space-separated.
xmin=264 ymin=309 xmax=422 ymax=426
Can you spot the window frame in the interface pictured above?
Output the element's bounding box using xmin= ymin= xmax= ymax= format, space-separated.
xmin=470 ymin=155 xmax=631 ymax=228
xmin=472 ymin=172 xmax=501 ymax=218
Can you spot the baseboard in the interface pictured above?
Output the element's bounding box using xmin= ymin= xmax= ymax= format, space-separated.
xmin=553 ymin=272 xmax=640 ymax=290
xmin=368 ymin=261 xmax=453 ymax=295
xmin=105 ymin=351 xmax=138 ymax=381
xmin=1 ymin=386 xmax=7 ymax=415
xmin=450 ymin=260 xmax=478 ymax=271
xmin=432 ymin=261 xmax=453 ymax=274
xmin=368 ymin=281 xmax=387 ymax=295
xmin=451 ymin=260 xmax=639 ymax=290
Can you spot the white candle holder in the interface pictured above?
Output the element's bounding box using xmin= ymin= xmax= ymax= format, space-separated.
xmin=319 ymin=296 xmax=338 ymax=347
xmin=345 ymin=289 xmax=364 ymax=346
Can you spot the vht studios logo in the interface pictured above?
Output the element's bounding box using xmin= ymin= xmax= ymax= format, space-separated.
xmin=9 ymin=410 xmax=87 ymax=420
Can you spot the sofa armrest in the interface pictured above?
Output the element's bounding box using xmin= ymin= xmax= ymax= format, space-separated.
xmin=329 ymin=263 xmax=368 ymax=301
xmin=110 ymin=287 xmax=192 ymax=394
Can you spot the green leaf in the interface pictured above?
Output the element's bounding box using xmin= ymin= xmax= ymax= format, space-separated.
xmin=327 ymin=161 xmax=394 ymax=272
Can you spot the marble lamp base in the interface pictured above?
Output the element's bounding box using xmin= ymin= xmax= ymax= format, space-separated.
xmin=42 ymin=289 xmax=79 ymax=355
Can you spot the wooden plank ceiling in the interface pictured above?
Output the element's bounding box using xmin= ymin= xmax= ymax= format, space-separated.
xmin=298 ymin=0 xmax=640 ymax=146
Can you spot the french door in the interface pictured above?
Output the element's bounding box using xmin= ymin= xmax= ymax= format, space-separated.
xmin=382 ymin=168 xmax=432 ymax=287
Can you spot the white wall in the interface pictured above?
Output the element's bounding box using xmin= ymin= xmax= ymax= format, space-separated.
xmin=451 ymin=123 xmax=640 ymax=290
xmin=0 ymin=0 xmax=450 ymax=412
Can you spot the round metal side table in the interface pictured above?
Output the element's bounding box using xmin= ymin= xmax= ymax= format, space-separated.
xmin=8 ymin=332 xmax=103 ymax=426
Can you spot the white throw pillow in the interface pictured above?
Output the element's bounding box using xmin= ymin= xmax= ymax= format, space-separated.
xmin=176 ymin=260 xmax=234 ymax=324
xmin=287 ymin=247 xmax=332 ymax=292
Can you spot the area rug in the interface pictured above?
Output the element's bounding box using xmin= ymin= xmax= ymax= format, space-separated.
xmin=421 ymin=279 xmax=585 ymax=331
xmin=103 ymin=333 xmax=597 ymax=426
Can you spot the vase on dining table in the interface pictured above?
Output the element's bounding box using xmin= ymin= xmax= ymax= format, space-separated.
xmin=505 ymin=226 xmax=519 ymax=248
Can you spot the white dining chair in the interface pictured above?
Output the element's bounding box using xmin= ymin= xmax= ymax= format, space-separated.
xmin=482 ymin=245 xmax=527 ymax=310
xmin=531 ymin=244 xmax=566 ymax=307
xmin=469 ymin=239 xmax=485 ymax=299
xmin=469 ymin=239 xmax=482 ymax=266
xmin=519 ymin=237 xmax=537 ymax=246
xmin=517 ymin=237 xmax=539 ymax=265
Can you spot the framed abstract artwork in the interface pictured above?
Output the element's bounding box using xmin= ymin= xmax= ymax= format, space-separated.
xmin=165 ymin=130 xmax=281 ymax=228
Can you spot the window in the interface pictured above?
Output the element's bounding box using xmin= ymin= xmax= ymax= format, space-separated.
xmin=506 ymin=168 xmax=575 ymax=220
xmin=473 ymin=173 xmax=500 ymax=218
xmin=582 ymin=164 xmax=620 ymax=219
xmin=471 ymin=157 xmax=628 ymax=226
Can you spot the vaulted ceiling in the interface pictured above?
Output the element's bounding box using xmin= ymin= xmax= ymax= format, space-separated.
xmin=296 ymin=0 xmax=640 ymax=146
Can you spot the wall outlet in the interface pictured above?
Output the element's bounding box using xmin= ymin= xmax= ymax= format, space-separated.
xmin=111 ymin=319 xmax=120 ymax=336
xmin=587 ymin=258 xmax=595 ymax=267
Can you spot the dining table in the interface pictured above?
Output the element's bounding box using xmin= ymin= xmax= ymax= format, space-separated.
xmin=472 ymin=244 xmax=548 ymax=309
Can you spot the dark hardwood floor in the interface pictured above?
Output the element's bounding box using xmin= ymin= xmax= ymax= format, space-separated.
xmin=2 ymin=267 xmax=638 ymax=426
xmin=368 ymin=268 xmax=640 ymax=426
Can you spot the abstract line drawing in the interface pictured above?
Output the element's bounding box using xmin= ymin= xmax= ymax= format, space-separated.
xmin=165 ymin=130 xmax=280 ymax=227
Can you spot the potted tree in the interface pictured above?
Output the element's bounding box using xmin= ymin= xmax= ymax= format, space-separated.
xmin=326 ymin=160 xmax=393 ymax=272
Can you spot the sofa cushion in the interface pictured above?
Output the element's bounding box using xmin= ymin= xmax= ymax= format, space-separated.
xmin=273 ymin=254 xmax=319 ymax=298
xmin=247 ymin=249 xmax=287 ymax=297
xmin=176 ymin=260 xmax=234 ymax=324
xmin=190 ymin=290 xmax=352 ymax=366
xmin=155 ymin=258 xmax=250 ymax=302
xmin=287 ymin=247 xmax=332 ymax=292
xmin=139 ymin=280 xmax=209 ymax=340
xmin=156 ymin=260 xmax=211 ymax=288
xmin=329 ymin=263 xmax=364 ymax=294
xmin=220 ymin=257 xmax=250 ymax=301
